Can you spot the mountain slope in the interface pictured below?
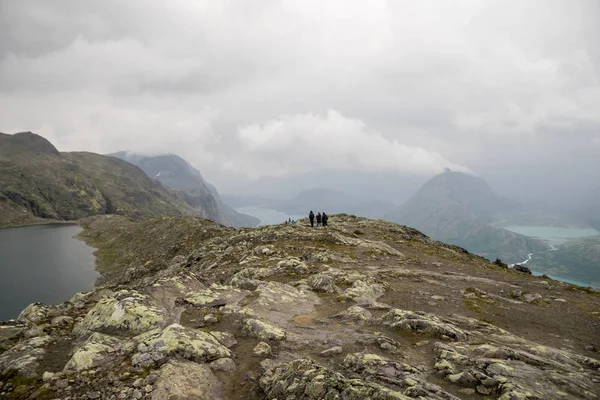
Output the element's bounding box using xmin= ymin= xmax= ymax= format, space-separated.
xmin=385 ymin=170 xmax=548 ymax=263
xmin=110 ymin=152 xmax=258 ymax=228
xmin=0 ymin=132 xmax=196 ymax=227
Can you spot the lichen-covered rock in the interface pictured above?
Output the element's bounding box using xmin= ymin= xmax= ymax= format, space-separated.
xmin=73 ymin=290 xmax=167 ymax=336
xmin=259 ymin=358 xmax=413 ymax=399
xmin=51 ymin=315 xmax=74 ymax=327
xmin=381 ymin=309 xmax=468 ymax=341
xmin=17 ymin=303 xmax=50 ymax=324
xmin=243 ymin=319 xmax=286 ymax=341
xmin=307 ymin=273 xmax=337 ymax=293
xmin=0 ymin=335 xmax=53 ymax=378
xmin=242 ymin=281 xmax=319 ymax=324
xmin=151 ymin=360 xmax=224 ymax=400
xmin=209 ymin=357 xmax=236 ymax=373
xmin=341 ymin=352 xmax=457 ymax=399
xmin=275 ymin=257 xmax=310 ymax=274
xmin=339 ymin=280 xmax=385 ymax=305
xmin=253 ymin=342 xmax=272 ymax=357
xmin=64 ymin=333 xmax=133 ymax=372
xmin=331 ymin=305 xmax=372 ymax=325
xmin=132 ymin=324 xmax=231 ymax=367
xmin=433 ymin=339 xmax=600 ymax=399
xmin=208 ymin=331 xmax=238 ymax=348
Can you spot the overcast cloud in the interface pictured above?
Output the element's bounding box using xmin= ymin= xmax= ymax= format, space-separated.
xmin=1 ymin=0 xmax=599 ymax=199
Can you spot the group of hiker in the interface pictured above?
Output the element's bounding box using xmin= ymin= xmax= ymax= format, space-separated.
xmin=309 ymin=211 xmax=328 ymax=228
xmin=284 ymin=211 xmax=330 ymax=227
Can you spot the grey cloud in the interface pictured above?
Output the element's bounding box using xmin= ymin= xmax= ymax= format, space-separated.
xmin=0 ymin=0 xmax=598 ymax=202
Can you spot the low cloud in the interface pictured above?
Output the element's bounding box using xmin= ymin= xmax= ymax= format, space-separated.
xmin=232 ymin=110 xmax=468 ymax=179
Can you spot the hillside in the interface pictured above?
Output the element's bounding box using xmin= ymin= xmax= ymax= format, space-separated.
xmin=385 ymin=171 xmax=548 ymax=263
xmin=0 ymin=214 xmax=598 ymax=399
xmin=0 ymin=132 xmax=196 ymax=227
xmin=110 ymin=152 xmax=258 ymax=228
xmin=273 ymin=188 xmax=397 ymax=218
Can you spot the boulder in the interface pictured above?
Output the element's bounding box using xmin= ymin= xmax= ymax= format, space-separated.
xmin=73 ymin=290 xmax=167 ymax=336
xmin=243 ymin=319 xmax=286 ymax=341
xmin=381 ymin=309 xmax=468 ymax=341
xmin=514 ymin=264 xmax=532 ymax=274
xmin=132 ymin=324 xmax=231 ymax=367
xmin=151 ymin=360 xmax=224 ymax=400
xmin=253 ymin=342 xmax=272 ymax=357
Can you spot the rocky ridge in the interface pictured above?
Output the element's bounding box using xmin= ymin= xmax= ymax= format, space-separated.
xmin=1 ymin=214 xmax=599 ymax=399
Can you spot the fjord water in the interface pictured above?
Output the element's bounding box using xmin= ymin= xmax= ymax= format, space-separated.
xmin=0 ymin=224 xmax=98 ymax=320
xmin=502 ymin=225 xmax=599 ymax=245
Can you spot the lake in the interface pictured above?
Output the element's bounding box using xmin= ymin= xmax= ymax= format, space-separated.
xmin=502 ymin=225 xmax=599 ymax=246
xmin=235 ymin=206 xmax=304 ymax=226
xmin=0 ymin=224 xmax=98 ymax=320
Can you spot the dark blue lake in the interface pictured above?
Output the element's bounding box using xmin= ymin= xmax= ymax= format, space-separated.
xmin=0 ymin=224 xmax=98 ymax=320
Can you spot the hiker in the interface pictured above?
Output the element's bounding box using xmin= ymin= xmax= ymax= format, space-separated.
xmin=322 ymin=212 xmax=328 ymax=227
xmin=316 ymin=212 xmax=322 ymax=227
xmin=309 ymin=211 xmax=315 ymax=227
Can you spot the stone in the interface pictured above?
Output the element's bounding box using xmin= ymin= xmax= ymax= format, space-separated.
xmin=554 ymin=298 xmax=567 ymax=302
xmin=331 ymin=305 xmax=372 ymax=324
xmin=514 ymin=264 xmax=532 ymax=274
xmin=55 ymin=379 xmax=69 ymax=389
xmin=338 ymin=280 xmax=385 ymax=305
xmin=243 ymin=319 xmax=286 ymax=341
xmin=143 ymin=374 xmax=158 ymax=385
xmin=307 ymin=274 xmax=337 ymax=293
xmin=87 ymin=391 xmax=101 ymax=399
xmin=152 ymin=360 xmax=224 ymax=400
xmin=51 ymin=316 xmax=74 ymax=327
xmin=17 ymin=303 xmax=50 ymax=324
xmin=132 ymin=324 xmax=231 ymax=367
xmin=381 ymin=309 xmax=467 ymax=341
xmin=132 ymin=378 xmax=144 ymax=388
xmin=209 ymin=358 xmax=236 ymax=372
xmin=253 ymin=342 xmax=272 ymax=357
xmin=73 ymin=290 xmax=167 ymax=336
xmin=208 ymin=331 xmax=237 ymax=348
xmin=524 ymin=293 xmax=542 ymax=303
xmin=145 ymin=384 xmax=154 ymax=393
xmin=42 ymin=371 xmax=54 ymax=382
xmin=319 ymin=346 xmax=343 ymax=357
xmin=64 ymin=333 xmax=130 ymax=372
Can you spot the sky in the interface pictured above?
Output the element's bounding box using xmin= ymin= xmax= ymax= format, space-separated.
xmin=1 ymin=0 xmax=599 ymax=202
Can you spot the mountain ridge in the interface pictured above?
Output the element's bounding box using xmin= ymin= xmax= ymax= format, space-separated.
xmin=110 ymin=152 xmax=259 ymax=228
xmin=0 ymin=132 xmax=197 ymax=228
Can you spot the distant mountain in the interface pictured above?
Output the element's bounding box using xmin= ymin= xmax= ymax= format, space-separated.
xmin=273 ymin=188 xmax=397 ymax=219
xmin=385 ymin=170 xmax=548 ymax=263
xmin=0 ymin=132 xmax=196 ymax=228
xmin=110 ymin=152 xmax=258 ymax=228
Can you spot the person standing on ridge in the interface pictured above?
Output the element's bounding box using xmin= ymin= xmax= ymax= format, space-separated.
xmin=322 ymin=212 xmax=328 ymax=227
xmin=316 ymin=212 xmax=322 ymax=227
xmin=309 ymin=211 xmax=315 ymax=227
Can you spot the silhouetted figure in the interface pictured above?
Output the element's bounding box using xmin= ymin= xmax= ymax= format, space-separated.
xmin=316 ymin=212 xmax=322 ymax=227
xmin=309 ymin=211 xmax=315 ymax=227
xmin=322 ymin=212 xmax=328 ymax=227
